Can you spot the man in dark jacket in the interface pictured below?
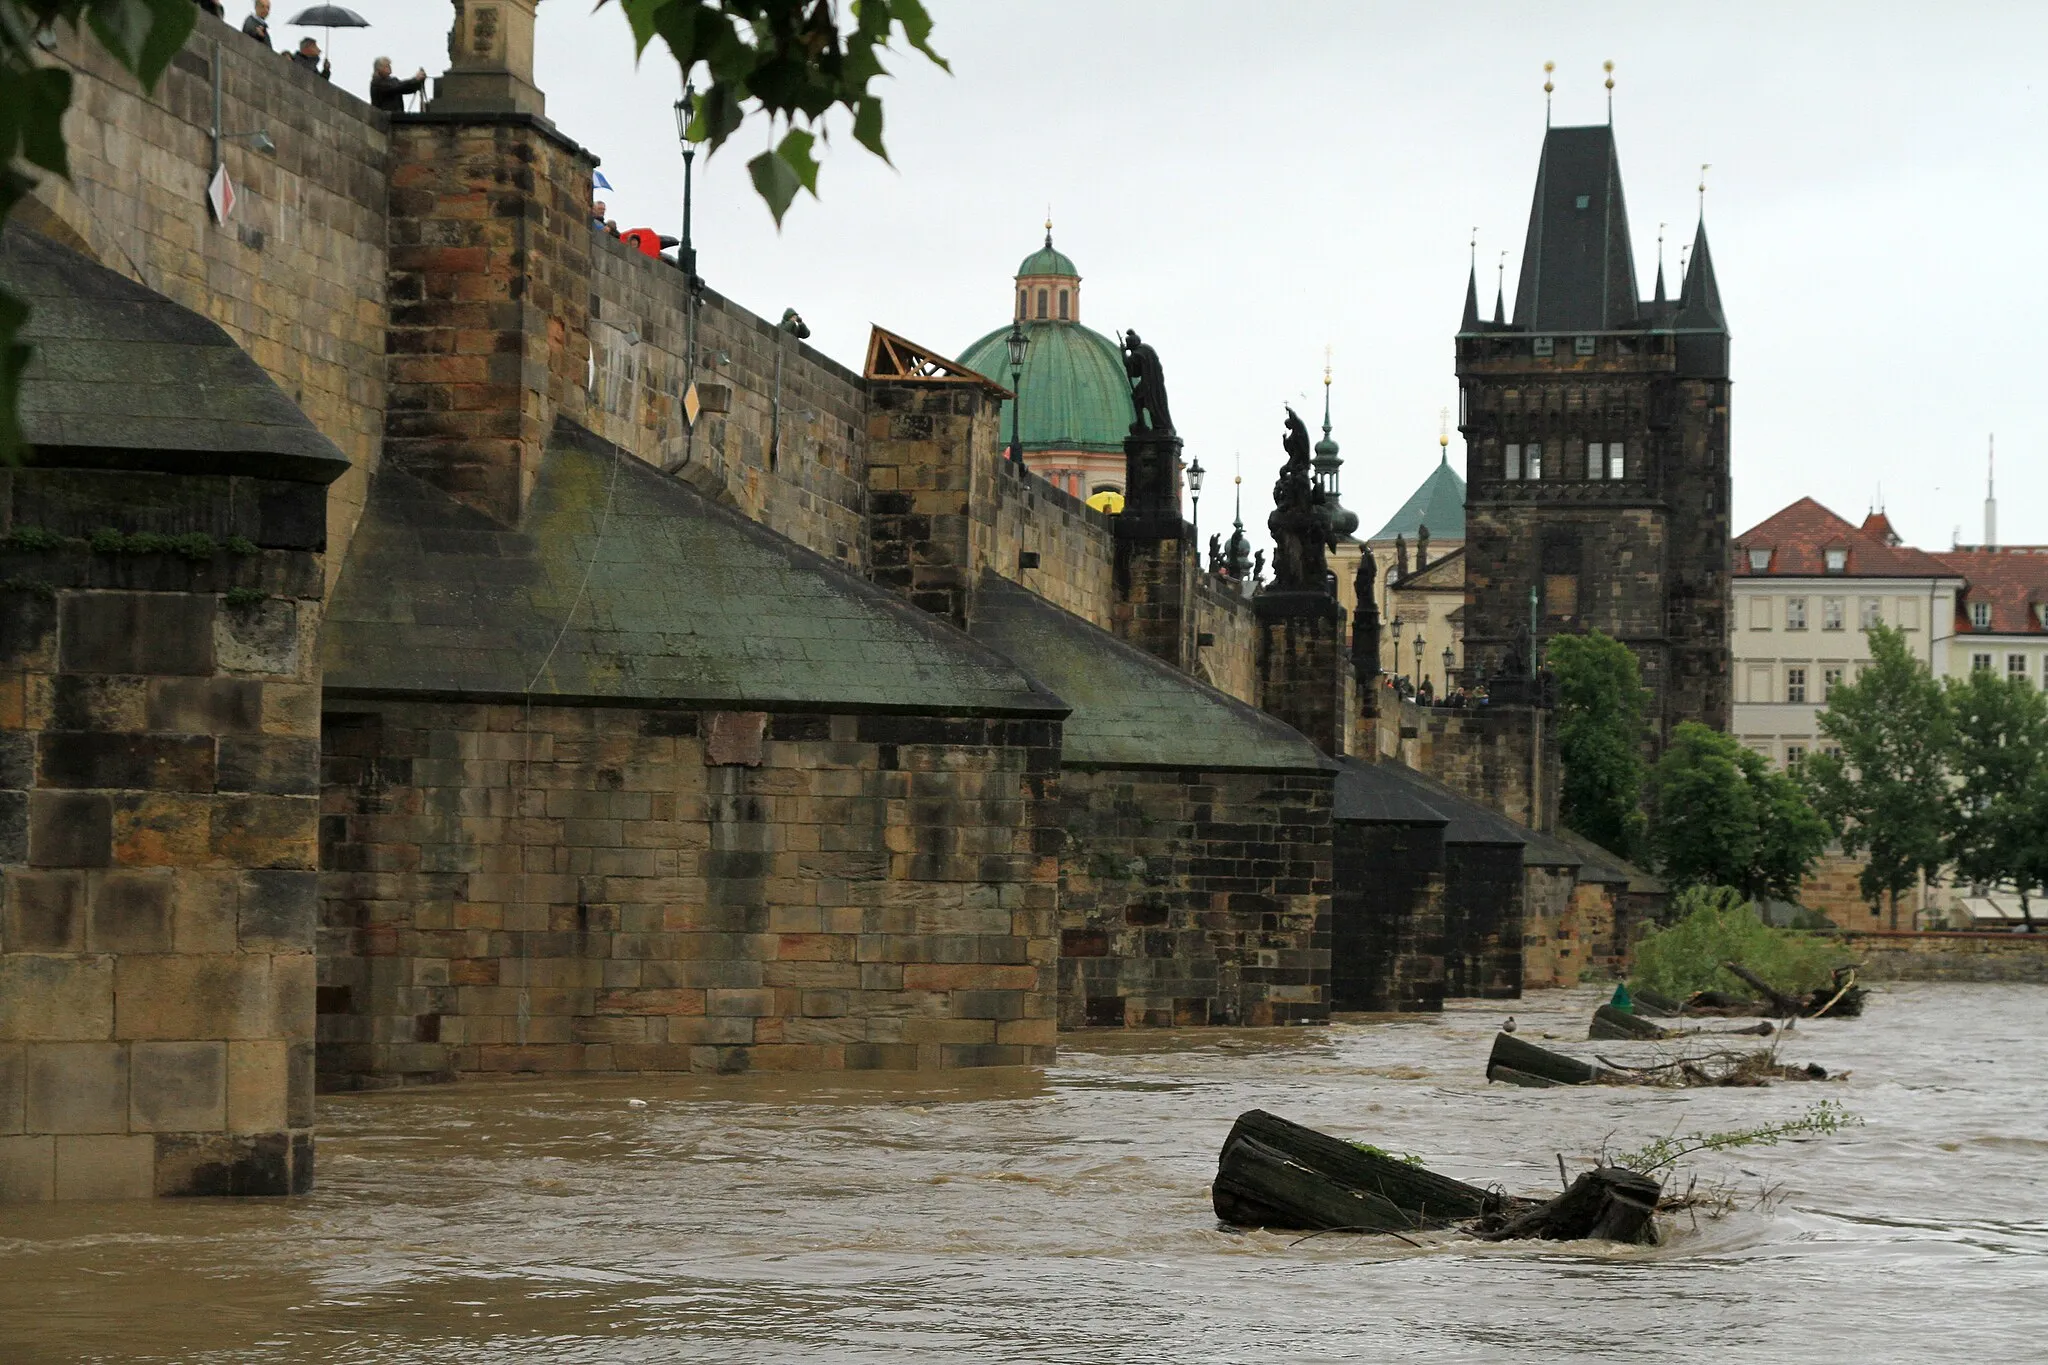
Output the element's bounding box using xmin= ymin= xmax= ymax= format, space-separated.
xmin=241 ymin=0 xmax=270 ymax=48
xmin=369 ymin=57 xmax=428 ymax=113
xmin=291 ymin=37 xmax=329 ymax=80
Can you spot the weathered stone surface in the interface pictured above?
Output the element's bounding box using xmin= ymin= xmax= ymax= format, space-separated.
xmin=4 ymin=868 xmax=86 ymax=952
xmin=0 ymin=1135 xmax=53 ymax=1201
xmin=129 ymin=1041 xmax=227 ymax=1132
xmin=88 ymin=868 xmax=177 ymax=953
xmin=25 ymin=1042 xmax=128 ymax=1133
xmin=0 ymin=955 xmax=112 ymax=1041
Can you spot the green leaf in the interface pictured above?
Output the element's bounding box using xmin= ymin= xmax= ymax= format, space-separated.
xmin=776 ymin=125 xmax=818 ymax=195
xmin=607 ymin=0 xmax=667 ymax=56
xmin=851 ymin=96 xmax=886 ymax=161
xmin=884 ymin=0 xmax=948 ymax=71
xmin=18 ymin=68 xmax=72 ymax=176
xmin=747 ymin=146 xmax=801 ymax=225
xmin=85 ymin=0 xmax=196 ymax=91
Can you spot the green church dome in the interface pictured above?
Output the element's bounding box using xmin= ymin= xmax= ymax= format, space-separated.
xmin=959 ymin=319 xmax=1133 ymax=455
xmin=1017 ymin=243 xmax=1078 ymax=277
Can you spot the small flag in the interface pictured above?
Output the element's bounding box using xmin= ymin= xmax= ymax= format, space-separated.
xmin=593 ymin=171 xmax=614 ymax=192
xmin=207 ymin=164 xmax=237 ymax=224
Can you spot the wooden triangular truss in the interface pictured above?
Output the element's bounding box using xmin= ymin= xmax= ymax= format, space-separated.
xmin=864 ymin=326 xmax=1012 ymax=397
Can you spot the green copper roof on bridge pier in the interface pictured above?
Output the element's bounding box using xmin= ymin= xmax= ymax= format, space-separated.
xmin=1371 ymin=454 xmax=1466 ymax=542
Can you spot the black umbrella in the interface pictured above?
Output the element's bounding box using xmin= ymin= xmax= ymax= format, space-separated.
xmin=288 ymin=5 xmax=370 ymax=76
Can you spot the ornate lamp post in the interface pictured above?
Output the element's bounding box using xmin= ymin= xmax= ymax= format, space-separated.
xmin=1443 ymin=645 xmax=1456 ymax=694
xmin=1005 ymin=319 xmax=1029 ymax=470
xmin=673 ymin=83 xmax=698 ymax=277
xmin=1187 ymin=457 xmax=1205 ymax=535
xmin=1413 ymin=632 xmax=1425 ymax=686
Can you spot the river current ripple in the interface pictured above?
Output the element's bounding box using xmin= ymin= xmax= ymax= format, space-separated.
xmin=2 ymin=982 xmax=2043 ymax=1362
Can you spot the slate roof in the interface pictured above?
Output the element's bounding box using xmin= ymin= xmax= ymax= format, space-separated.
xmin=324 ymin=422 xmax=1066 ymax=716
xmin=1934 ymin=547 xmax=2048 ymax=636
xmin=967 ymin=572 xmax=1329 ymax=773
xmin=1332 ymin=758 xmax=1448 ymax=826
xmin=1734 ymin=498 xmax=1957 ymax=579
xmin=1511 ymin=125 xmax=1643 ymax=333
xmin=1370 ymin=454 xmax=1466 ymax=542
xmin=1549 ymin=826 xmax=1668 ymax=892
xmin=1334 ymin=758 xmax=1525 ymax=847
xmin=0 ymin=223 xmax=347 ymax=484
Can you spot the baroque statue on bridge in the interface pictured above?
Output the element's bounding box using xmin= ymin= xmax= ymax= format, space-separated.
xmin=1121 ymin=329 xmax=1174 ymax=436
xmin=1267 ymin=406 xmax=1338 ymax=592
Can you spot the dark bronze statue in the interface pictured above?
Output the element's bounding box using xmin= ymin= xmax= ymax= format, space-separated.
xmin=1121 ymin=329 xmax=1174 ymax=436
xmin=1253 ymin=549 xmax=1265 ymax=583
xmin=1351 ymin=548 xmax=1382 ymax=680
xmin=1267 ymin=405 xmax=1338 ymax=592
xmin=1208 ymin=533 xmax=1223 ymax=574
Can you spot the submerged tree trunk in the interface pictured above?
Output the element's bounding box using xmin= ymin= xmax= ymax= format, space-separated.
xmin=1721 ymin=961 xmax=1805 ymax=1017
xmin=1478 ymin=1167 xmax=1661 ymax=1245
xmin=1589 ymin=1004 xmax=1667 ymax=1041
xmin=1212 ymin=1109 xmax=1515 ymax=1231
xmin=1486 ymin=1031 xmax=1603 ymax=1086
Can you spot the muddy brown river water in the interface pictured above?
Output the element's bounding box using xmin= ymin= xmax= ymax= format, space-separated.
xmin=2 ymin=982 xmax=2044 ymax=1363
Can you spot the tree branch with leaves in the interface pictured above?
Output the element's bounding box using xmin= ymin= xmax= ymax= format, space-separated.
xmin=600 ymin=0 xmax=948 ymax=225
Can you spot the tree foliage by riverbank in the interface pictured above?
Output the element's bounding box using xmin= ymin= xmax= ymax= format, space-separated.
xmin=1650 ymin=722 xmax=1830 ymax=900
xmin=1548 ymin=631 xmax=1650 ymax=861
xmin=1631 ymin=886 xmax=1846 ymax=1000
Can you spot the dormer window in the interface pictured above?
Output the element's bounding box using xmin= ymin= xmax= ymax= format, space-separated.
xmin=2038 ymin=603 xmax=2048 ymax=629
xmin=1574 ymin=335 xmax=1596 ymax=356
xmin=1747 ymin=548 xmax=1772 ymax=573
xmin=1824 ymin=548 xmax=1848 ymax=574
xmin=1971 ymin=601 xmax=1992 ymax=629
xmin=1533 ymin=336 xmax=1555 ymax=357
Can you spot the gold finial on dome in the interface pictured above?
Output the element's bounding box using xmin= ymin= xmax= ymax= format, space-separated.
xmin=1323 ymin=343 xmax=1332 ymax=388
xmin=1439 ymin=406 xmax=1451 ymax=448
xmin=1603 ymin=59 xmax=1614 ymax=90
xmin=1543 ymin=60 xmax=1555 ymax=126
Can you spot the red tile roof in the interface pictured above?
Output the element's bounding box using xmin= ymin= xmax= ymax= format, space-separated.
xmin=1733 ymin=498 xmax=1957 ymax=579
xmin=1933 ymin=547 xmax=2048 ymax=636
xmin=1860 ymin=511 xmax=1900 ymax=545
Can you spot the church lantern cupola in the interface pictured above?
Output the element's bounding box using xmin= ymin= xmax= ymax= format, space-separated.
xmin=1313 ymin=364 xmax=1359 ymax=540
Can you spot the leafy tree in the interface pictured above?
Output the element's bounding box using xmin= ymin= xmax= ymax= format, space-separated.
xmin=1546 ymin=630 xmax=1649 ymax=860
xmin=3 ymin=0 xmax=196 ymax=463
xmin=1630 ymin=885 xmax=1845 ymax=1001
xmin=1944 ymin=667 xmax=2048 ymax=929
xmin=602 ymin=0 xmax=948 ymax=224
xmin=1648 ymin=722 xmax=1830 ymax=901
xmin=1804 ymin=624 xmax=1951 ymax=929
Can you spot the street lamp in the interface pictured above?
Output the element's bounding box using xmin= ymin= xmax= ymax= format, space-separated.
xmin=1443 ymin=645 xmax=1456 ymax=693
xmin=1413 ymin=632 xmax=1425 ymax=685
xmin=673 ymin=83 xmax=698 ymax=277
xmin=1187 ymin=457 xmax=1205 ymax=534
xmin=1005 ymin=319 xmax=1029 ymax=471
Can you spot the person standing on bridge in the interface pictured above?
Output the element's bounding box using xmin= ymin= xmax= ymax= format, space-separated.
xmin=240 ymin=0 xmax=270 ymax=48
xmin=369 ymin=56 xmax=427 ymax=113
xmin=291 ymin=36 xmax=329 ymax=80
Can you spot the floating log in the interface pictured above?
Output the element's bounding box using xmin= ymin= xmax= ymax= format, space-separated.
xmin=1212 ymin=1109 xmax=1519 ymax=1232
xmin=1487 ymin=1031 xmax=1604 ymax=1086
xmin=1628 ymin=988 xmax=1682 ymax=1018
xmin=1478 ymin=1167 xmax=1661 ymax=1246
xmin=1721 ymin=961 xmax=1806 ymax=1016
xmin=1588 ymin=1003 xmax=1668 ymax=1041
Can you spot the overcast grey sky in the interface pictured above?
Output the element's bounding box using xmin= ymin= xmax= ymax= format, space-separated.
xmin=311 ymin=1 xmax=2046 ymax=553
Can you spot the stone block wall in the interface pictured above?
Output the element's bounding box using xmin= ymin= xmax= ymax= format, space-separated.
xmin=586 ymin=243 xmax=870 ymax=567
xmin=0 ymin=465 xmax=326 ymax=1202
xmin=1382 ymin=697 xmax=1559 ymax=832
xmin=1194 ymin=576 xmax=1257 ymax=703
xmin=1832 ymin=931 xmax=2048 ymax=983
xmin=25 ymin=15 xmax=390 ymax=583
xmin=1442 ymin=844 xmax=1524 ymax=999
xmin=385 ymin=115 xmax=594 ymax=527
xmin=317 ymin=702 xmax=1061 ymax=1081
xmin=1055 ymin=767 xmax=1332 ymax=1029
xmin=1518 ymin=864 xmax=1580 ymax=989
xmin=987 ymin=459 xmax=1115 ymax=629
xmin=1331 ymin=822 xmax=1445 ymax=1012
xmin=1255 ymin=595 xmax=1348 ymax=757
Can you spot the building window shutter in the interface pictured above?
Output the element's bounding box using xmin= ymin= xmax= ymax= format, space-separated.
xmin=1586 ymin=442 xmax=1604 ymax=480
xmin=1504 ymin=444 xmax=1521 ymax=481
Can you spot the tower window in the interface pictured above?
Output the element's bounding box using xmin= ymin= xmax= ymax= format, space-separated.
xmin=1525 ymin=442 xmax=1543 ymax=479
xmin=1586 ymin=442 xmax=1604 ymax=480
xmin=1608 ymin=442 xmax=1625 ymax=479
xmin=1058 ymin=290 xmax=1069 ymax=319
xmin=1504 ymin=443 xmax=1521 ymax=481
xmin=1533 ymin=336 xmax=1555 ymax=357
xmin=1574 ymin=335 xmax=1596 ymax=355
xmin=1036 ymin=289 xmax=1048 ymax=319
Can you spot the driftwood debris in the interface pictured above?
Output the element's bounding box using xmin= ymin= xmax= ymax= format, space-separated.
xmin=1476 ymin=1167 xmax=1661 ymax=1246
xmin=1487 ymin=1031 xmax=1606 ymax=1087
xmin=1212 ymin=1110 xmax=1657 ymax=1246
xmin=1635 ymin=965 xmax=1868 ymax=1020
xmin=1589 ymin=1003 xmax=1669 ymax=1041
xmin=1212 ymin=1109 xmax=1516 ymax=1232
